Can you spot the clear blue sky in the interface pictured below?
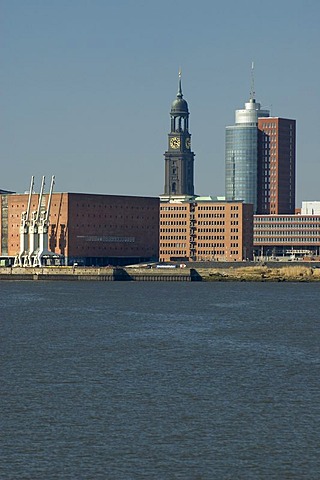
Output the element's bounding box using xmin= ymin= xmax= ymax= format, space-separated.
xmin=1 ymin=0 xmax=319 ymax=205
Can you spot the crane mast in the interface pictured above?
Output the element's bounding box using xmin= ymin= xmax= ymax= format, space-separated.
xmin=34 ymin=175 xmax=55 ymax=267
xmin=27 ymin=176 xmax=45 ymax=266
xmin=45 ymin=175 xmax=55 ymax=223
xmin=14 ymin=176 xmax=34 ymax=267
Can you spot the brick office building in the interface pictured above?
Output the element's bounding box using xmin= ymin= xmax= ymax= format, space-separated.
xmin=160 ymin=197 xmax=253 ymax=262
xmin=0 ymin=192 xmax=159 ymax=266
xmin=258 ymin=117 xmax=296 ymax=214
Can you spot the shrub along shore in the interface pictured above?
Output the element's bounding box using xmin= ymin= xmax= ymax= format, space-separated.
xmin=198 ymin=265 xmax=320 ymax=282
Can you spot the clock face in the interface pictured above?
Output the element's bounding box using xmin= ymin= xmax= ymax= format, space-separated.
xmin=185 ymin=138 xmax=191 ymax=149
xmin=170 ymin=137 xmax=180 ymax=149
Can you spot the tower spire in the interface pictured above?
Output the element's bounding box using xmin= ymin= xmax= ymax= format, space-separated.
xmin=163 ymin=72 xmax=194 ymax=196
xmin=177 ymin=68 xmax=183 ymax=98
xmin=250 ymin=61 xmax=255 ymax=101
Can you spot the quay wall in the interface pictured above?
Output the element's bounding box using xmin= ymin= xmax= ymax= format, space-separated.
xmin=0 ymin=266 xmax=200 ymax=282
xmin=0 ymin=265 xmax=320 ymax=282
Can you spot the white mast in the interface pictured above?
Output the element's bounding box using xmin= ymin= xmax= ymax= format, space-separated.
xmin=250 ymin=61 xmax=255 ymax=101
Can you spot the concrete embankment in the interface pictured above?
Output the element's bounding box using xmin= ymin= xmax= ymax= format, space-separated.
xmin=0 ymin=265 xmax=320 ymax=282
xmin=0 ymin=266 xmax=201 ymax=282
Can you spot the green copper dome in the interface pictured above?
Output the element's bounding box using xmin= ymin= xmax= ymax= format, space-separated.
xmin=171 ymin=96 xmax=189 ymax=114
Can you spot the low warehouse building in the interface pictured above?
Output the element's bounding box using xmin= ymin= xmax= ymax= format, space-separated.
xmin=0 ymin=191 xmax=159 ymax=266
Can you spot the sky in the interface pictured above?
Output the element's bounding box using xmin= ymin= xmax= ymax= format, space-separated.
xmin=1 ymin=0 xmax=319 ymax=205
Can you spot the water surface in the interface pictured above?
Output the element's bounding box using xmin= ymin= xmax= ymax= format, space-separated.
xmin=1 ymin=281 xmax=319 ymax=479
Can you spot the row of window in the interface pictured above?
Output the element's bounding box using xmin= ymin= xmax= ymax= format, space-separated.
xmin=10 ymin=203 xmax=155 ymax=211
xmin=198 ymin=243 xmax=226 ymax=248
xmin=197 ymin=206 xmax=226 ymax=211
xmin=160 ymin=251 xmax=186 ymax=256
xmin=255 ymin=225 xmax=320 ymax=230
xmin=255 ymin=238 xmax=320 ymax=243
xmin=161 ymin=206 xmax=187 ymax=211
xmin=198 ymin=221 xmax=225 ymax=226
xmin=197 ymin=251 xmax=225 ymax=256
xmin=160 ymin=213 xmax=187 ymax=218
xmin=161 ymin=205 xmax=241 ymax=212
xmin=75 ymin=246 xmax=146 ymax=251
xmin=9 ymin=244 xmax=147 ymax=251
xmin=255 ymin=230 xmax=320 ymax=235
xmin=75 ymin=204 xmax=153 ymax=210
xmin=260 ymin=122 xmax=278 ymax=128
xmin=160 ymin=243 xmax=187 ymax=248
xmin=160 ymin=251 xmax=241 ymax=259
xmin=161 ymin=221 xmax=187 ymax=226
xmin=198 ymin=228 xmax=225 ymax=232
xmin=160 ymin=235 xmax=187 ymax=240
xmin=197 ymin=213 xmax=225 ymax=218
xmin=160 ymin=228 xmax=187 ymax=233
xmin=161 ymin=218 xmax=241 ymax=228
xmin=8 ymin=224 xmax=155 ymax=233
xmin=75 ymin=224 xmax=152 ymax=229
xmin=76 ymin=214 xmax=155 ymax=220
xmin=198 ymin=235 xmax=225 ymax=240
xmin=255 ymin=217 xmax=320 ymax=222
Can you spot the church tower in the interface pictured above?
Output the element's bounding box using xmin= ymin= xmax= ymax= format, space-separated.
xmin=163 ymin=72 xmax=195 ymax=196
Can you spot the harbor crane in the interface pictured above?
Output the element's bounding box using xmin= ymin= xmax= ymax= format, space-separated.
xmin=14 ymin=176 xmax=34 ymax=267
xmin=27 ymin=176 xmax=46 ymax=266
xmin=33 ymin=175 xmax=55 ymax=267
xmin=14 ymin=175 xmax=58 ymax=267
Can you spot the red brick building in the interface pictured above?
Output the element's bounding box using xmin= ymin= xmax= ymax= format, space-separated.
xmin=160 ymin=196 xmax=253 ymax=262
xmin=258 ymin=117 xmax=296 ymax=214
xmin=0 ymin=192 xmax=159 ymax=266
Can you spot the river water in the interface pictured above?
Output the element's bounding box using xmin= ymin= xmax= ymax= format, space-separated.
xmin=1 ymin=281 xmax=320 ymax=479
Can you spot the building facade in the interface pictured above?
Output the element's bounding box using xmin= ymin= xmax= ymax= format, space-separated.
xmin=254 ymin=214 xmax=320 ymax=258
xmin=258 ymin=117 xmax=296 ymax=214
xmin=163 ymin=72 xmax=195 ymax=196
xmin=0 ymin=192 xmax=159 ymax=266
xmin=160 ymin=198 xmax=253 ymax=262
xmin=301 ymin=202 xmax=320 ymax=215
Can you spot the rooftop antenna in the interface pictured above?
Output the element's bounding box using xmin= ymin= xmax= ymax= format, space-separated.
xmin=250 ymin=61 xmax=255 ymax=101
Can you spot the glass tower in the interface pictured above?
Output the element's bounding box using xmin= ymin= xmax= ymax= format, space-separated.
xmin=225 ymin=98 xmax=269 ymax=213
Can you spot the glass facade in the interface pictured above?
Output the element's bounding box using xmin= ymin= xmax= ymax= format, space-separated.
xmin=225 ymin=125 xmax=258 ymax=212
